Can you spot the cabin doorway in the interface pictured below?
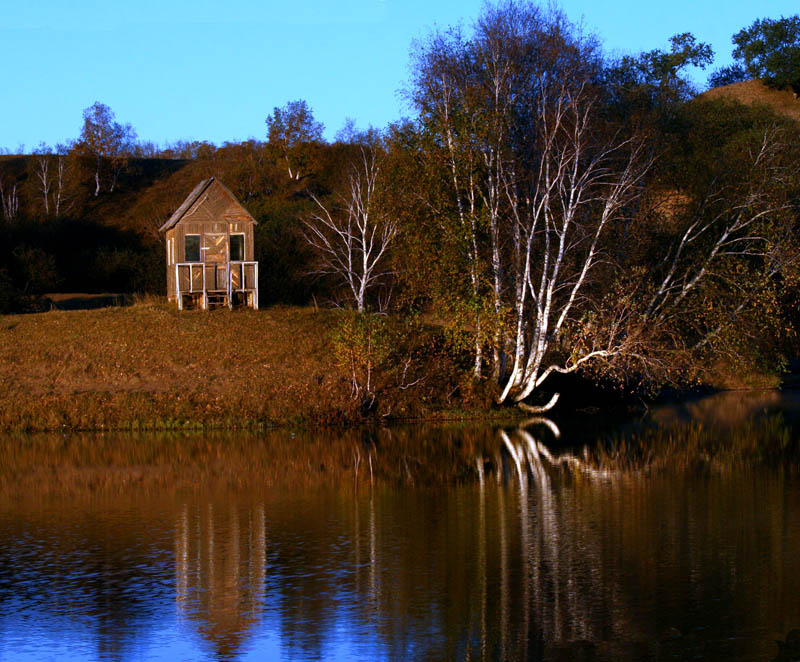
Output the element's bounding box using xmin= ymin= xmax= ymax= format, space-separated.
xmin=203 ymin=233 xmax=228 ymax=291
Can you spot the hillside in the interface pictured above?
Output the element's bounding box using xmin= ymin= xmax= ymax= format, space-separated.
xmin=700 ymin=79 xmax=800 ymax=123
xmin=0 ymin=141 xmax=359 ymax=310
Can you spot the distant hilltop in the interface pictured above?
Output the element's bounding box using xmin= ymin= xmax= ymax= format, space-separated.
xmin=699 ymin=79 xmax=800 ymax=123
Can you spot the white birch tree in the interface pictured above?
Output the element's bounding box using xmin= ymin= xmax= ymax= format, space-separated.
xmin=628 ymin=123 xmax=798 ymax=383
xmin=53 ymin=143 xmax=73 ymax=217
xmin=266 ymin=100 xmax=324 ymax=180
xmin=32 ymin=143 xmax=52 ymax=216
xmin=410 ymin=2 xmax=798 ymax=411
xmin=410 ymin=1 xmax=650 ymax=409
xmin=494 ymin=83 xmax=649 ymax=409
xmin=30 ymin=143 xmax=75 ymax=218
xmin=0 ymin=176 xmax=19 ymax=222
xmin=303 ymin=146 xmax=396 ymax=313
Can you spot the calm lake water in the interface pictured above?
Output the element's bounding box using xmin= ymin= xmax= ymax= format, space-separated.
xmin=1 ymin=391 xmax=800 ymax=661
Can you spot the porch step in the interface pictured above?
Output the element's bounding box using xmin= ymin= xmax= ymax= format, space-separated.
xmin=206 ymin=293 xmax=229 ymax=309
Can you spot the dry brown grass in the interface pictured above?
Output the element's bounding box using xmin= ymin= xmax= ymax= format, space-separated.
xmin=699 ymin=79 xmax=800 ymax=123
xmin=0 ymin=299 xmax=483 ymax=431
xmin=702 ymin=361 xmax=782 ymax=390
xmin=0 ymin=300 xmax=357 ymax=430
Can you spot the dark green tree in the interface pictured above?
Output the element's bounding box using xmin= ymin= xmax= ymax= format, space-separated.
xmin=644 ymin=33 xmax=714 ymax=89
xmin=714 ymin=15 xmax=800 ymax=93
xmin=604 ymin=32 xmax=713 ymax=121
xmin=707 ymin=63 xmax=748 ymax=88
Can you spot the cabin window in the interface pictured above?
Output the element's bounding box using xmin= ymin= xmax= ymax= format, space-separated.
xmin=230 ymin=234 xmax=245 ymax=261
xmin=185 ymin=235 xmax=200 ymax=262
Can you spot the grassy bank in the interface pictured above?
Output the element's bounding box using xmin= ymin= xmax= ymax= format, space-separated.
xmin=0 ymin=299 xmax=485 ymax=432
xmin=3 ymin=299 xmax=785 ymax=433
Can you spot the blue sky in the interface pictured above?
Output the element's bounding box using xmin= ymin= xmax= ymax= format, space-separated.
xmin=1 ymin=0 xmax=798 ymax=151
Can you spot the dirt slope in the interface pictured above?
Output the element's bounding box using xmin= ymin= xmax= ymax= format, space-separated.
xmin=700 ymin=79 xmax=800 ymax=122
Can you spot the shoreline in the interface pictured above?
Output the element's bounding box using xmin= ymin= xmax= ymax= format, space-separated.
xmin=3 ymin=382 xmax=792 ymax=434
xmin=0 ymin=395 xmax=528 ymax=434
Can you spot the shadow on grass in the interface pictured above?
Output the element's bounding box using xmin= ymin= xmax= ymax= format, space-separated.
xmin=45 ymin=293 xmax=135 ymax=311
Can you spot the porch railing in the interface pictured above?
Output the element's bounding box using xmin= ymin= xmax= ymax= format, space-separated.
xmin=174 ymin=261 xmax=258 ymax=310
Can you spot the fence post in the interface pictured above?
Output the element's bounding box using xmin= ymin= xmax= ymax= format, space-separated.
xmin=175 ymin=263 xmax=182 ymax=310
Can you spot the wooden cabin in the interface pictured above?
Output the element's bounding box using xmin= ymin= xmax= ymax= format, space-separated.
xmin=160 ymin=178 xmax=258 ymax=310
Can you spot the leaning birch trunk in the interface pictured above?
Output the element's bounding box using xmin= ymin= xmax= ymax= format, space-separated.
xmin=55 ymin=154 xmax=67 ymax=217
xmin=494 ymin=79 xmax=648 ymax=409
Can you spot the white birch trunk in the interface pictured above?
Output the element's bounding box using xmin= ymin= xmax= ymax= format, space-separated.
xmin=34 ymin=154 xmax=51 ymax=216
xmin=303 ymin=147 xmax=395 ymax=313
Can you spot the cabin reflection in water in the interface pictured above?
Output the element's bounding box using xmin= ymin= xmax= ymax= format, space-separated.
xmin=175 ymin=503 xmax=266 ymax=659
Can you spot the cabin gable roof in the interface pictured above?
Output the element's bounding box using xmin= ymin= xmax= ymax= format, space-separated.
xmin=159 ymin=177 xmax=257 ymax=232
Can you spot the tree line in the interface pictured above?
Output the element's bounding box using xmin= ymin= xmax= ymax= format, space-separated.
xmin=306 ymin=4 xmax=800 ymax=409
